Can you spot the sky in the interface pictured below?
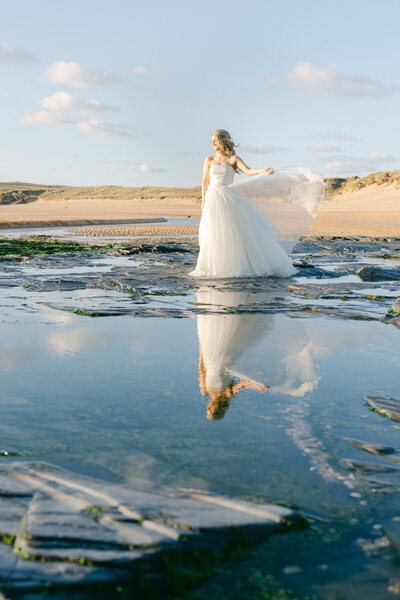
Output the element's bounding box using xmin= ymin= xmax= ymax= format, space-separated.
xmin=1 ymin=0 xmax=399 ymax=187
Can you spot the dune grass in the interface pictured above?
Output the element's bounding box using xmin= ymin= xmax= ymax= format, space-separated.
xmin=1 ymin=169 xmax=399 ymax=205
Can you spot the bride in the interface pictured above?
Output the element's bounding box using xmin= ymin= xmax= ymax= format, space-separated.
xmin=190 ymin=129 xmax=325 ymax=278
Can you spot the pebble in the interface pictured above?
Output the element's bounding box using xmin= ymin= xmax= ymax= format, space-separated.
xmin=350 ymin=492 xmax=362 ymax=498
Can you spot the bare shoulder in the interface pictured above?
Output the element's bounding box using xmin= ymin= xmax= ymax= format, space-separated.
xmin=205 ymin=155 xmax=214 ymax=164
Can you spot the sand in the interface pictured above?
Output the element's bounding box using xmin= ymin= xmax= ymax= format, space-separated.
xmin=0 ymin=197 xmax=201 ymax=229
xmin=68 ymin=224 xmax=199 ymax=238
xmin=0 ymin=183 xmax=399 ymax=237
xmin=308 ymin=185 xmax=400 ymax=237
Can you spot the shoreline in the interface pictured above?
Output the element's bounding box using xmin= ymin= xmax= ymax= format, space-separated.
xmin=1 ymin=214 xmax=399 ymax=239
xmin=0 ymin=217 xmax=167 ymax=229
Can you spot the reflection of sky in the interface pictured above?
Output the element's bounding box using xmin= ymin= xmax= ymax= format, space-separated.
xmin=0 ymin=290 xmax=398 ymax=511
xmin=46 ymin=327 xmax=114 ymax=357
xmin=0 ymin=342 xmax=35 ymax=370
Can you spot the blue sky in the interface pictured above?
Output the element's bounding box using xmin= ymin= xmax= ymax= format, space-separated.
xmin=1 ymin=0 xmax=399 ymax=186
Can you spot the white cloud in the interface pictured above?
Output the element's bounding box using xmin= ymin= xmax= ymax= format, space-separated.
xmin=76 ymin=119 xmax=134 ymax=139
xmin=238 ymin=144 xmax=289 ymax=154
xmin=130 ymin=65 xmax=150 ymax=75
xmin=307 ymin=143 xmax=342 ymax=153
xmin=267 ymin=61 xmax=394 ymax=97
xmin=21 ymin=110 xmax=75 ymax=124
xmin=122 ymin=159 xmax=165 ymax=172
xmin=365 ymin=152 xmax=393 ymax=161
xmin=315 ymin=132 xmax=361 ymax=142
xmin=324 ymin=152 xmax=396 ymax=175
xmin=0 ymin=42 xmax=36 ymax=66
xmin=139 ymin=164 xmax=165 ymax=173
xmin=40 ymin=91 xmax=118 ymax=113
xmin=43 ymin=61 xmax=119 ymax=88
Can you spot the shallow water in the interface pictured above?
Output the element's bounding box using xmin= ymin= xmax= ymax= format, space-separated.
xmin=1 ymin=235 xmax=400 ymax=597
xmin=0 ymin=283 xmax=398 ymax=510
xmin=0 ymin=217 xmax=199 ymax=243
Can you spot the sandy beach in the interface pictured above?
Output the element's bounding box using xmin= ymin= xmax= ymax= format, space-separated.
xmin=0 ymin=183 xmax=399 ymax=237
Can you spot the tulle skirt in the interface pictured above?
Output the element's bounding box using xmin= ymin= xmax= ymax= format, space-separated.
xmin=190 ymin=184 xmax=297 ymax=278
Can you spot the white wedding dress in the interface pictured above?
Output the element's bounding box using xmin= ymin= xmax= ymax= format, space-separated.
xmin=190 ymin=164 xmax=325 ymax=278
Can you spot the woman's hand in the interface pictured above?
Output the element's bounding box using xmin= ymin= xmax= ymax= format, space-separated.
xmin=264 ymin=166 xmax=274 ymax=175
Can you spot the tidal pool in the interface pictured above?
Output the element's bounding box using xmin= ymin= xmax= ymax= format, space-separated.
xmin=1 ymin=235 xmax=400 ymax=598
xmin=1 ymin=287 xmax=399 ymax=513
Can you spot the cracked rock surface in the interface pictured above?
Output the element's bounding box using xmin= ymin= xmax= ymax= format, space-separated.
xmin=0 ymin=461 xmax=297 ymax=595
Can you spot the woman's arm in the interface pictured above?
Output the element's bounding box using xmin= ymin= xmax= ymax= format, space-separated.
xmin=231 ymin=379 xmax=270 ymax=393
xmin=201 ymin=157 xmax=211 ymax=209
xmin=235 ymin=156 xmax=274 ymax=176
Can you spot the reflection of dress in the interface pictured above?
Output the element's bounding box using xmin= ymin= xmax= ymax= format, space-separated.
xmin=197 ymin=290 xmax=274 ymax=392
xmin=196 ymin=288 xmax=320 ymax=401
xmin=190 ymin=164 xmax=325 ymax=278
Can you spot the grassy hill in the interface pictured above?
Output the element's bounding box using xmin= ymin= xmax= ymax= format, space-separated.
xmin=324 ymin=169 xmax=400 ymax=199
xmin=1 ymin=169 xmax=399 ymax=205
xmin=0 ymin=182 xmax=202 ymax=205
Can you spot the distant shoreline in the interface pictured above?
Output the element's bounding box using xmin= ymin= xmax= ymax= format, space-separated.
xmin=0 ymin=217 xmax=167 ymax=229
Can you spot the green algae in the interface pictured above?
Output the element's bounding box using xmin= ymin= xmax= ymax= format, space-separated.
xmin=0 ymin=238 xmax=95 ymax=258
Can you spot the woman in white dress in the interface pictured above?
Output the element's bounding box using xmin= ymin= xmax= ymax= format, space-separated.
xmin=190 ymin=129 xmax=325 ymax=278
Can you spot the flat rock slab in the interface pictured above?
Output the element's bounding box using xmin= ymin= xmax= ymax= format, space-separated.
xmin=365 ymin=396 xmax=400 ymax=422
xmin=357 ymin=266 xmax=400 ymax=282
xmin=0 ymin=461 xmax=299 ymax=593
xmin=1 ymin=236 xmax=400 ymax=327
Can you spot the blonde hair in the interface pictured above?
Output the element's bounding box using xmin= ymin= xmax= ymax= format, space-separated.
xmin=212 ymin=129 xmax=237 ymax=156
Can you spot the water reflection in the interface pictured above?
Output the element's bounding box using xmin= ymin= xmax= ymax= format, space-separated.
xmin=46 ymin=326 xmax=114 ymax=357
xmin=196 ymin=287 xmax=374 ymax=419
xmin=197 ymin=289 xmax=273 ymax=419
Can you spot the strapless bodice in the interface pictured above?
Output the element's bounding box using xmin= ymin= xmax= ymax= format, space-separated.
xmin=209 ymin=164 xmax=235 ymax=187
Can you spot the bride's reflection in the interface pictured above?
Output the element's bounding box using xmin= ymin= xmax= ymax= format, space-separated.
xmin=196 ymin=286 xmax=374 ymax=420
xmin=196 ymin=287 xmax=289 ymax=419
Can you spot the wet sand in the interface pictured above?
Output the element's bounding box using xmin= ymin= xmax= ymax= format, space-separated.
xmin=67 ymin=223 xmax=199 ymax=238
xmin=308 ymin=211 xmax=400 ymax=237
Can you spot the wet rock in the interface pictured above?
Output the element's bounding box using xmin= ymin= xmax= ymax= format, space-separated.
xmin=387 ymin=299 xmax=400 ymax=317
xmin=357 ymin=266 xmax=400 ymax=282
xmin=344 ymin=438 xmax=396 ymax=455
xmin=0 ymin=461 xmax=302 ymax=591
xmin=119 ymin=243 xmax=195 ymax=255
xmin=292 ymin=262 xmax=342 ymax=278
xmin=365 ymin=396 xmax=400 ymax=421
xmin=341 ymin=459 xmax=399 ymax=474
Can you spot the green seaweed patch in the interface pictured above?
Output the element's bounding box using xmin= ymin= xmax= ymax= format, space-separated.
xmin=73 ymin=309 xmax=103 ymax=317
xmin=145 ymin=290 xmax=188 ymax=296
xmin=1 ymin=534 xmax=15 ymax=544
xmin=86 ymin=506 xmax=101 ymax=514
xmin=118 ymin=242 xmax=197 ymax=255
xmin=0 ymin=237 xmax=103 ymax=258
xmin=0 ymin=449 xmax=18 ymax=457
xmin=78 ymin=557 xmax=95 ymax=566
xmin=128 ymin=287 xmax=188 ymax=301
xmin=0 ymin=449 xmax=30 ymax=457
xmin=365 ymin=295 xmax=386 ymax=301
